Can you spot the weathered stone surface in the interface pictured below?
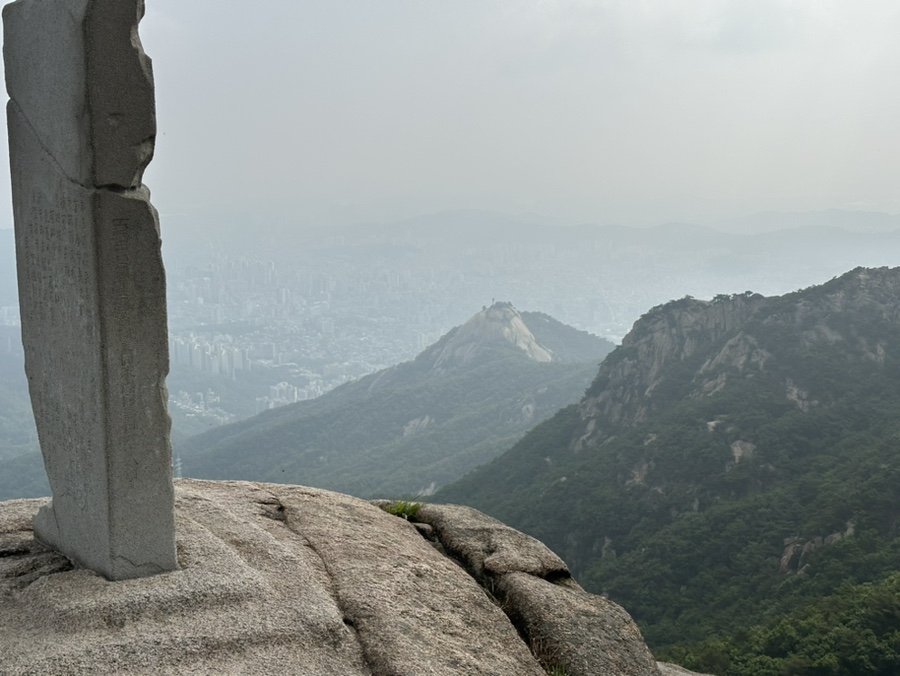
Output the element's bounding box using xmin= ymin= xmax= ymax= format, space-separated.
xmin=3 ymin=0 xmax=175 ymax=579
xmin=3 ymin=0 xmax=155 ymax=188
xmin=413 ymin=502 xmax=662 ymax=675
xmin=277 ymin=486 xmax=545 ymax=675
xmin=415 ymin=502 xmax=570 ymax=579
xmin=498 ymin=571 xmax=661 ymax=676
xmin=1 ymin=482 xmax=715 ymax=674
xmin=1 ymin=488 xmax=367 ymax=674
xmin=1 ymin=481 xmax=547 ymax=675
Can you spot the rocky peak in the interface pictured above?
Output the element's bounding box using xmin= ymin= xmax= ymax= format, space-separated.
xmin=428 ymin=301 xmax=554 ymax=370
xmin=576 ymin=293 xmax=764 ymax=443
xmin=575 ymin=267 xmax=900 ymax=450
xmin=621 ymin=292 xmax=762 ymax=385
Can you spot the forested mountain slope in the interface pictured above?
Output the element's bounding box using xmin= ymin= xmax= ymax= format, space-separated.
xmin=437 ymin=268 xmax=900 ymax=674
xmin=179 ymin=303 xmax=613 ymax=498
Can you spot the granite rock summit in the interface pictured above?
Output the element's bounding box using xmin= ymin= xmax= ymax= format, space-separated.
xmin=427 ymin=302 xmax=554 ymax=370
xmin=0 ymin=479 xmax=707 ymax=675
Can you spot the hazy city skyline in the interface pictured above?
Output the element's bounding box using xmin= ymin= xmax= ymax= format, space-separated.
xmin=1 ymin=0 xmax=898 ymax=232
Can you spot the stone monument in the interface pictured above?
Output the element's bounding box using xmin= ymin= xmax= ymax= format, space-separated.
xmin=3 ymin=0 xmax=177 ymax=579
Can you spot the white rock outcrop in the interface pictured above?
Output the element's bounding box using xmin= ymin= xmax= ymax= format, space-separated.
xmin=0 ymin=480 xmax=708 ymax=675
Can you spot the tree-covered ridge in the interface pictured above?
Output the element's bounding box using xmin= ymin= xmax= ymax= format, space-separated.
xmin=671 ymin=572 xmax=900 ymax=675
xmin=179 ymin=304 xmax=613 ymax=498
xmin=436 ymin=267 xmax=900 ymax=672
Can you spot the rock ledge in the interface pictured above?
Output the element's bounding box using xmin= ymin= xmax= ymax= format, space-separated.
xmin=1 ymin=480 xmax=701 ymax=675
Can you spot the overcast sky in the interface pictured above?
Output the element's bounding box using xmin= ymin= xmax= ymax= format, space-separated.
xmin=4 ymin=0 xmax=900 ymax=229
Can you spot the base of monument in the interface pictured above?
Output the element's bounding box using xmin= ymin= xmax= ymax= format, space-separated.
xmin=33 ymin=502 xmax=178 ymax=581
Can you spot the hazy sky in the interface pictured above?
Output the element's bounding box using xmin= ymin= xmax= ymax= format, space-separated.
xmin=4 ymin=0 xmax=900 ymax=229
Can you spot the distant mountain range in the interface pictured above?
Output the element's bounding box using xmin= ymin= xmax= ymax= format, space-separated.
xmin=164 ymin=210 xmax=900 ymax=344
xmin=178 ymin=303 xmax=614 ymax=497
xmin=437 ymin=267 xmax=900 ymax=673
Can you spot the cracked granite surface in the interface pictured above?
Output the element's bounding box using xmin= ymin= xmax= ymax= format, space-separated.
xmin=1 ymin=480 xmax=698 ymax=675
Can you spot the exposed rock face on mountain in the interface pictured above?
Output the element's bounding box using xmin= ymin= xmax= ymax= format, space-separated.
xmin=364 ymin=304 xmax=602 ymax=393
xmin=576 ymin=266 xmax=900 ymax=448
xmin=0 ymin=479 xmax=703 ymax=675
xmin=429 ymin=302 xmax=553 ymax=369
xmin=577 ymin=292 xmax=763 ymax=434
xmin=437 ymin=267 xmax=900 ymax=664
xmin=178 ymin=304 xmax=613 ymax=498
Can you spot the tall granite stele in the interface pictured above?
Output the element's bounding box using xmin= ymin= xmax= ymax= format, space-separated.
xmin=3 ymin=0 xmax=178 ymax=579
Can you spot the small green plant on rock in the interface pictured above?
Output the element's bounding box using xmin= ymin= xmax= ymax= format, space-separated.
xmin=383 ymin=500 xmax=422 ymax=520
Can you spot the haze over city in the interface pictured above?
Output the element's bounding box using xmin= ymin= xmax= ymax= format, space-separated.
xmin=3 ymin=0 xmax=900 ymax=437
xmin=1 ymin=0 xmax=898 ymax=231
